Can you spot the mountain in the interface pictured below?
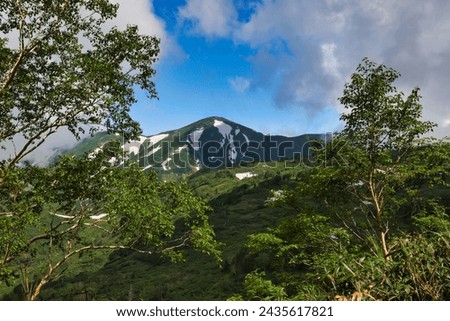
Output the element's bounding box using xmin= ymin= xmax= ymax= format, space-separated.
xmin=64 ymin=116 xmax=325 ymax=174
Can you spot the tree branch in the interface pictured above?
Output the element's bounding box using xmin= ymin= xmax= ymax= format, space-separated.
xmin=28 ymin=244 xmax=155 ymax=300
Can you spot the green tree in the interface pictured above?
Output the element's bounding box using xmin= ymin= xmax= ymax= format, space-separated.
xmin=1 ymin=147 xmax=220 ymax=300
xmin=233 ymin=59 xmax=449 ymax=300
xmin=0 ymin=1 xmax=221 ymax=300
xmin=228 ymin=271 xmax=287 ymax=301
xmin=0 ymin=0 xmax=158 ymax=170
xmin=305 ymin=59 xmax=449 ymax=299
xmin=336 ymin=58 xmax=437 ymax=258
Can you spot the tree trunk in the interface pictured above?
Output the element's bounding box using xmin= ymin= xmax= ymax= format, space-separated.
xmin=369 ymin=170 xmax=391 ymax=260
xmin=379 ymin=229 xmax=390 ymax=260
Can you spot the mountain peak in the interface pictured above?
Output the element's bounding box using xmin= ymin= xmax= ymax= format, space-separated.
xmin=130 ymin=116 xmax=322 ymax=172
xmin=180 ymin=116 xmax=238 ymax=130
xmin=65 ymin=116 xmax=324 ymax=175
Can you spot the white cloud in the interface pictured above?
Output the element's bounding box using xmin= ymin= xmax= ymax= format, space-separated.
xmin=321 ymin=43 xmax=340 ymax=80
xmin=109 ymin=0 xmax=181 ymax=59
xmin=229 ymin=76 xmax=251 ymax=93
xmin=178 ymin=0 xmax=238 ymax=37
xmin=0 ymin=128 xmax=89 ymax=166
xmin=197 ymin=0 xmax=450 ymax=137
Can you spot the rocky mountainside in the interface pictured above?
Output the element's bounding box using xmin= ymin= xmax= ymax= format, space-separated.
xmin=65 ymin=116 xmax=325 ymax=174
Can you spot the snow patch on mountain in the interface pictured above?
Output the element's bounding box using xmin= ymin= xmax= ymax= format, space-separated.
xmin=214 ymin=119 xmax=238 ymax=164
xmin=138 ymin=136 xmax=148 ymax=144
xmin=142 ymin=164 xmax=153 ymax=171
xmin=162 ymin=158 xmax=172 ymax=171
xmin=214 ymin=119 xmax=232 ymax=139
xmin=229 ymin=144 xmax=237 ymax=164
xmin=128 ymin=146 xmax=138 ymax=155
xmin=123 ymin=133 xmax=168 ymax=156
xmin=175 ymin=146 xmax=188 ymax=153
xmin=90 ymin=213 xmax=109 ymax=220
xmin=52 ymin=213 xmax=75 ymax=219
xmin=145 ymin=145 xmax=161 ymax=158
xmin=51 ymin=213 xmax=109 ymax=220
xmin=236 ymin=172 xmax=257 ymax=180
xmin=188 ymin=128 xmax=204 ymax=151
xmin=242 ymin=133 xmax=250 ymax=144
xmin=194 ymin=159 xmax=201 ymax=171
xmin=148 ymin=133 xmax=169 ymax=145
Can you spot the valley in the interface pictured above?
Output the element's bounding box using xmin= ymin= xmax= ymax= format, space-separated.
xmin=2 ymin=114 xmax=448 ymax=301
xmin=0 ymin=157 xmax=304 ymax=300
xmin=1 ymin=117 xmax=313 ymax=300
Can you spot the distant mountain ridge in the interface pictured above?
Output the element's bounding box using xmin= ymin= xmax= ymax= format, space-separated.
xmin=66 ymin=116 xmax=325 ymax=173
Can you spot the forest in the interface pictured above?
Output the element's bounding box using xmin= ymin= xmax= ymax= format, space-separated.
xmin=1 ymin=0 xmax=449 ymax=301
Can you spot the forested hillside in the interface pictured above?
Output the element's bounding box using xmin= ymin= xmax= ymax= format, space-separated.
xmin=0 ymin=162 xmax=305 ymax=300
xmin=1 ymin=0 xmax=448 ymax=301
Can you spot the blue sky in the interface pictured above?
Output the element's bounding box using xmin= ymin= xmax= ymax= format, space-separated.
xmin=124 ymin=0 xmax=450 ymax=138
xmin=130 ymin=0 xmax=344 ymax=136
xmin=4 ymin=0 xmax=450 ymax=165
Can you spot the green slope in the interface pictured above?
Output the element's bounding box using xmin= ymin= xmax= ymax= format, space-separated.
xmin=0 ymin=162 xmax=304 ymax=300
xmin=59 ymin=132 xmax=122 ymax=158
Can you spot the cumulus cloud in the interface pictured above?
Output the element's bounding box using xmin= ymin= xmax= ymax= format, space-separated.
xmin=110 ymin=0 xmax=181 ymax=59
xmin=178 ymin=0 xmax=238 ymax=37
xmin=179 ymin=0 xmax=450 ymax=136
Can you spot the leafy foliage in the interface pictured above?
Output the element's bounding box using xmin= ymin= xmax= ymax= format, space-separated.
xmin=0 ymin=0 xmax=222 ymax=300
xmin=0 ymin=147 xmax=221 ymax=300
xmin=228 ymin=271 xmax=287 ymax=301
xmin=0 ymin=162 xmax=303 ymax=300
xmin=232 ymin=59 xmax=449 ymax=301
xmin=339 ymin=58 xmax=435 ymax=152
xmin=0 ymin=0 xmax=159 ymax=168
xmin=330 ymin=232 xmax=450 ymax=301
xmin=333 ymin=58 xmax=439 ymax=257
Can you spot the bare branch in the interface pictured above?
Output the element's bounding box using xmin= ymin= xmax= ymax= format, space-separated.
xmin=28 ymin=243 xmax=155 ymax=300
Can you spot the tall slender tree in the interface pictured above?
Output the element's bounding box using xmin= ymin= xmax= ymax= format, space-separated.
xmin=337 ymin=58 xmax=436 ymax=258
xmin=234 ymin=59 xmax=449 ymax=300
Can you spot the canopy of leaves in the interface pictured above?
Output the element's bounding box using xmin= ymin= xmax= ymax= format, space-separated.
xmin=0 ymin=147 xmax=221 ymax=299
xmin=0 ymin=0 xmax=159 ymax=167
xmin=232 ymin=59 xmax=449 ymax=301
xmin=0 ymin=1 xmax=221 ymax=300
